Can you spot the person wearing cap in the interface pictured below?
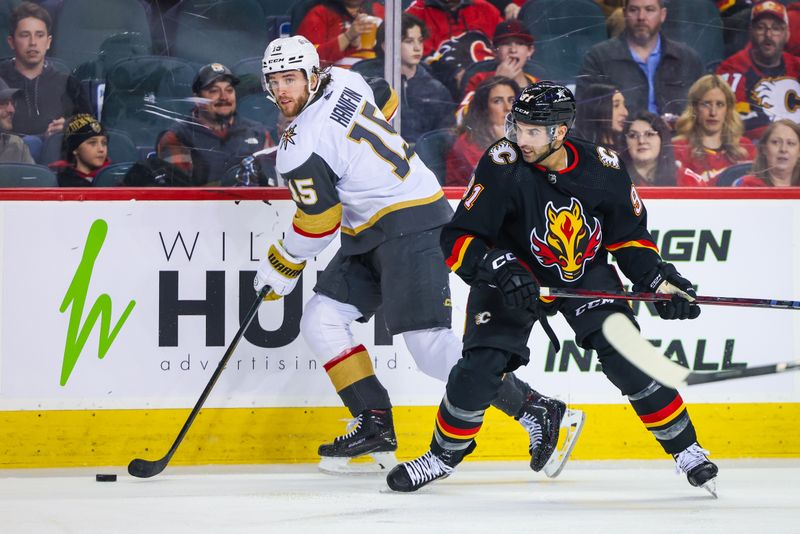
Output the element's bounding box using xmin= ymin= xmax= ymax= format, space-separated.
xmin=0 ymin=2 xmax=91 ymax=159
xmin=455 ymin=19 xmax=538 ymax=125
xmin=576 ymin=0 xmax=703 ymax=120
xmin=405 ymin=0 xmax=503 ymax=58
xmin=297 ymin=0 xmax=384 ymax=68
xmin=48 ymin=113 xmax=109 ymax=186
xmin=716 ymin=0 xmax=800 ymax=140
xmin=0 ymin=76 xmax=33 ymax=163
xmin=156 ymin=62 xmax=275 ymax=186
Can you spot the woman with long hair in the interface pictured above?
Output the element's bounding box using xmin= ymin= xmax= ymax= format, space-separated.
xmin=622 ymin=111 xmax=676 ymax=186
xmin=737 ymin=119 xmax=800 ymax=187
xmin=672 ymin=74 xmax=755 ymax=186
xmin=572 ymin=83 xmax=628 ymax=153
xmin=445 ymin=75 xmax=520 ymax=186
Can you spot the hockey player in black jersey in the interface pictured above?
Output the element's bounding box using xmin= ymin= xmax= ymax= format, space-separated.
xmin=386 ymin=81 xmax=719 ymax=496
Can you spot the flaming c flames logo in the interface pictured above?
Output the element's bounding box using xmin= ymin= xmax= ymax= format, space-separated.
xmin=530 ymin=199 xmax=602 ymax=282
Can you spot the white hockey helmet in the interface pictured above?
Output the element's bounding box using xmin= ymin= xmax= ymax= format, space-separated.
xmin=262 ymin=35 xmax=321 ymax=103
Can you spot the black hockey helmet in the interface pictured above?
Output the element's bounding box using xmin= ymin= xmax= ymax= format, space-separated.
xmin=510 ymin=81 xmax=576 ymax=131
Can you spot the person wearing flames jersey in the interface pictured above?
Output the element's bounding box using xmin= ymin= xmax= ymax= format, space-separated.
xmin=254 ymin=35 xmax=581 ymax=475
xmin=716 ymin=0 xmax=800 ymax=141
xmin=387 ymin=81 xmax=719 ymax=496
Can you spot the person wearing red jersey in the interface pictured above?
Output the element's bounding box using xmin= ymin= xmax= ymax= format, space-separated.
xmin=673 ymin=74 xmax=756 ymax=187
xmin=405 ymin=0 xmax=503 ymax=58
xmin=296 ymin=0 xmax=384 ymax=68
xmin=385 ymin=81 xmax=717 ymax=496
xmin=716 ymin=1 xmax=800 ymax=140
xmin=454 ymin=19 xmax=538 ymax=124
xmin=737 ymin=119 xmax=800 ymax=186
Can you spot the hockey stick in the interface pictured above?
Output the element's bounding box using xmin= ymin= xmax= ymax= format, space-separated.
xmin=601 ymin=313 xmax=800 ymax=388
xmin=540 ymin=287 xmax=800 ymax=310
xmin=128 ymin=286 xmax=270 ymax=478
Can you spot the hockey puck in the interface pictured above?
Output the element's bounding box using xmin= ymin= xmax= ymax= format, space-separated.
xmin=95 ymin=474 xmax=117 ymax=482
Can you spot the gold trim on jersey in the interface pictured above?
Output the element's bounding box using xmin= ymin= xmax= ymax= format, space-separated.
xmin=340 ymin=190 xmax=445 ymax=236
xmin=292 ymin=204 xmax=343 ymax=237
xmin=381 ymin=87 xmax=399 ymax=121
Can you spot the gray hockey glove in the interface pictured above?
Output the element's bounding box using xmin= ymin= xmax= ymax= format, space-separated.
xmin=634 ymin=262 xmax=701 ymax=320
xmin=477 ymin=249 xmax=540 ymax=309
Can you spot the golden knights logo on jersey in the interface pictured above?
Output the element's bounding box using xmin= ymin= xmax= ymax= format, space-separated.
xmin=280 ymin=125 xmax=298 ymax=150
xmin=530 ymin=198 xmax=602 ymax=282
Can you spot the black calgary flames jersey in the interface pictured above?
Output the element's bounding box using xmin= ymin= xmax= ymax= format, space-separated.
xmin=442 ymin=137 xmax=662 ymax=290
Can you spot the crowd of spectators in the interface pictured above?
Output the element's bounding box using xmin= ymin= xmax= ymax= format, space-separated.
xmin=0 ymin=0 xmax=797 ymax=188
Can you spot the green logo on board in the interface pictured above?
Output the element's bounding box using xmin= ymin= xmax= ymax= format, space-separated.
xmin=59 ymin=219 xmax=136 ymax=385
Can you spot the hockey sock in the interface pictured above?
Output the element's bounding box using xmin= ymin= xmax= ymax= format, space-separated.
xmin=324 ymin=344 xmax=391 ymax=416
xmin=587 ymin=330 xmax=697 ymax=455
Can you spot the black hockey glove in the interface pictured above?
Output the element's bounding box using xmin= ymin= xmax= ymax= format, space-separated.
xmin=477 ymin=249 xmax=540 ymax=309
xmin=234 ymin=155 xmax=264 ymax=187
xmin=633 ymin=262 xmax=701 ymax=320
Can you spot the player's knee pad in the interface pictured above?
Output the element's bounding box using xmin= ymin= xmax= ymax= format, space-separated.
xmin=300 ymin=294 xmax=363 ymax=359
xmin=402 ymin=328 xmax=463 ymax=382
xmin=445 ymin=348 xmax=509 ymax=409
xmin=585 ymin=330 xmax=653 ymax=396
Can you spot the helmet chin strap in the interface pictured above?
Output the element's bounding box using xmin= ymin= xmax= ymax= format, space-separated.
xmin=531 ymin=125 xmax=564 ymax=165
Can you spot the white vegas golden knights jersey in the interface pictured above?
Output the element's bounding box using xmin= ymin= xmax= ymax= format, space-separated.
xmin=277 ymin=67 xmax=452 ymax=259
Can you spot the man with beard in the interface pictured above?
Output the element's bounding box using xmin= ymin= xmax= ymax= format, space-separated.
xmin=576 ymin=0 xmax=703 ymax=120
xmin=716 ymin=1 xmax=800 ymax=140
xmin=157 ymin=63 xmax=275 ymax=186
xmin=255 ymin=35 xmax=584 ymax=476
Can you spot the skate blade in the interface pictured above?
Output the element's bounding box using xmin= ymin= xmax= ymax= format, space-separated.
xmin=701 ymin=477 xmax=718 ymax=499
xmin=318 ymin=452 xmax=398 ymax=476
xmin=543 ymin=409 xmax=586 ymax=479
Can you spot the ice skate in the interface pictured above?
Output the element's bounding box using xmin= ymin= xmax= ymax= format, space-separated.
xmin=674 ymin=442 xmax=719 ymax=498
xmin=317 ymin=409 xmax=398 ymax=475
xmin=518 ymin=395 xmax=585 ymax=477
xmin=386 ymin=442 xmax=476 ymax=492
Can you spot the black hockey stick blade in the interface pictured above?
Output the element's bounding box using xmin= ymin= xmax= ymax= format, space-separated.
xmin=128 ymin=285 xmax=271 ymax=479
xmin=601 ymin=313 xmax=800 ymax=389
xmin=540 ymin=287 xmax=800 ymax=310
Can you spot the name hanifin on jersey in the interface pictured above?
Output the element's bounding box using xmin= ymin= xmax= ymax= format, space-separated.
xmin=330 ymin=87 xmax=363 ymax=127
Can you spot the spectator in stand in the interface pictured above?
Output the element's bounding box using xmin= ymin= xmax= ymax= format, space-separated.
xmin=406 ymin=0 xmax=503 ymax=58
xmin=716 ymin=1 xmax=800 ymax=141
xmin=672 ymin=74 xmax=756 ymax=187
xmin=295 ymin=0 xmax=384 ymax=68
xmin=425 ymin=31 xmax=494 ymax=100
xmin=0 ymin=77 xmax=33 ymax=163
xmin=375 ymin=14 xmax=455 ymax=143
xmin=486 ymin=0 xmax=527 ymax=19
xmin=622 ymin=110 xmax=675 ymax=186
xmin=787 ymin=2 xmax=800 ymax=56
xmin=737 ymin=119 xmax=800 ymax=187
xmin=0 ymin=2 xmax=91 ymax=160
xmin=572 ymin=83 xmax=629 ymax=153
xmin=445 ymin=76 xmax=519 ymax=186
xmin=576 ymin=0 xmax=704 ymax=119
xmin=157 ymin=63 xmax=275 ymax=186
xmin=49 ymin=114 xmax=109 ymax=187
xmin=455 ymin=19 xmax=538 ymax=124
xmin=297 ymin=0 xmax=384 ymax=68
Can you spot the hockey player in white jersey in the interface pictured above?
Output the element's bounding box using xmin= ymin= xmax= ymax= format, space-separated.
xmin=254 ymin=35 xmax=584 ymax=474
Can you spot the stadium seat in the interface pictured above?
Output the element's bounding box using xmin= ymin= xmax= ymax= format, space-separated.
xmin=72 ymin=31 xmax=151 ymax=81
xmin=351 ymin=58 xmax=384 ymax=80
xmin=414 ymin=128 xmax=456 ymax=186
xmin=51 ymin=0 xmax=152 ymax=69
xmin=716 ymin=162 xmax=753 ymax=186
xmin=0 ymin=163 xmax=57 ymax=187
xmin=519 ymin=0 xmax=606 ymax=83
xmin=237 ymin=94 xmax=280 ymax=141
xmin=232 ymin=56 xmax=267 ymax=96
xmin=93 ymin=162 xmax=136 ymax=187
xmin=170 ymin=0 xmax=270 ymax=67
xmin=101 ymin=55 xmax=198 ymax=148
xmin=663 ymin=0 xmax=724 ymax=70
xmin=40 ymin=129 xmax=140 ymax=166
